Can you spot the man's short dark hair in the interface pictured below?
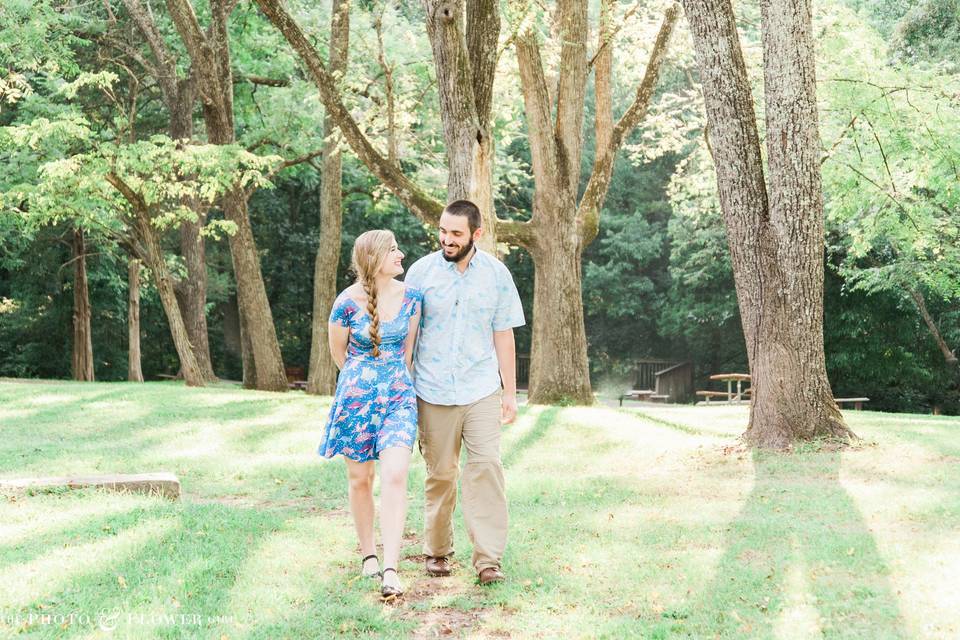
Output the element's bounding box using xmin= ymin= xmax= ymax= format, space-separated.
xmin=443 ymin=200 xmax=482 ymax=233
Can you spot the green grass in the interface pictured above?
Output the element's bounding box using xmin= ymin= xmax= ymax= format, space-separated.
xmin=1 ymin=380 xmax=958 ymax=638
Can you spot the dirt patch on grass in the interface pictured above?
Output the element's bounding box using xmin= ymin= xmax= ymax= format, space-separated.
xmin=388 ymin=577 xmax=496 ymax=638
xmin=403 ymin=606 xmax=488 ymax=638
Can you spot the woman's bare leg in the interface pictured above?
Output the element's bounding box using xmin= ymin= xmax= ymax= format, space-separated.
xmin=378 ymin=446 xmax=412 ymax=589
xmin=345 ymin=458 xmax=378 ymax=575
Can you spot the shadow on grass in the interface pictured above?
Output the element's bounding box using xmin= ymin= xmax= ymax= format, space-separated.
xmin=35 ymin=503 xmax=284 ymax=639
xmin=0 ymin=386 xmax=292 ymax=477
xmin=502 ymin=406 xmax=560 ymax=469
xmin=671 ymin=449 xmax=907 ymax=639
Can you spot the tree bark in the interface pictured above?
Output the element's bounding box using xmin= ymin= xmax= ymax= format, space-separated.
xmin=71 ymin=228 xmax=95 ymax=382
xmin=681 ymin=0 xmax=854 ymax=447
xmin=127 ymin=258 xmax=144 ymax=382
xmin=170 ymin=83 xmax=217 ymax=382
xmin=527 ymin=220 xmax=593 ymax=404
xmin=139 ymin=215 xmax=205 ymax=388
xmin=107 ymin=173 xmax=205 ymax=387
xmin=423 ymin=0 xmax=499 ymax=247
xmin=307 ymin=0 xmax=350 ymax=396
xmin=121 ymin=0 xmax=217 ymax=381
xmin=166 ymin=0 xmax=288 ymax=392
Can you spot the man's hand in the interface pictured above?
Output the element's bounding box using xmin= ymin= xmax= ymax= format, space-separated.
xmin=501 ymin=392 xmax=518 ymax=425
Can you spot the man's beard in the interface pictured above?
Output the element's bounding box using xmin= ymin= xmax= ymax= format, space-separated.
xmin=441 ymin=238 xmax=475 ymax=263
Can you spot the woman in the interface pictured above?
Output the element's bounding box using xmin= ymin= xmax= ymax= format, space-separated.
xmin=319 ymin=229 xmax=422 ymax=599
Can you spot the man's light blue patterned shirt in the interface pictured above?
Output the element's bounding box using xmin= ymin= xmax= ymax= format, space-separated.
xmin=404 ymin=249 xmax=525 ymax=406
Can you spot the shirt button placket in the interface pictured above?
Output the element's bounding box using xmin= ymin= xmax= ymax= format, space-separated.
xmin=452 ymin=279 xmax=464 ymax=405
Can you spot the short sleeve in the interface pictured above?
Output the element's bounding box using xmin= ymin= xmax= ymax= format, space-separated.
xmin=404 ymin=255 xmax=428 ymax=290
xmin=492 ymin=266 xmax=525 ymax=331
xmin=328 ymin=294 xmax=356 ymax=327
xmin=406 ymin=287 xmax=424 ymax=318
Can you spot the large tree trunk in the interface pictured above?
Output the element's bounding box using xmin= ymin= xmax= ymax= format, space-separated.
xmin=527 ymin=211 xmax=592 ymax=404
xmin=307 ymin=0 xmax=350 ymax=396
xmin=136 ymin=212 xmax=205 ymax=387
xmin=127 ymin=258 xmax=144 ymax=382
xmin=71 ymin=228 xmax=95 ymax=382
xmin=423 ymin=0 xmax=499 ymax=247
xmin=166 ymin=0 xmax=288 ymax=392
xmin=222 ymin=190 xmax=288 ymax=391
xmin=176 ymin=213 xmax=216 ymax=380
xmin=682 ymin=0 xmax=854 ymax=447
xmin=170 ymin=84 xmax=217 ymax=382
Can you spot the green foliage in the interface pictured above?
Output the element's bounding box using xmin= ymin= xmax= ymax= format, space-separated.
xmin=1 ymin=0 xmax=958 ymax=415
xmin=890 ymin=0 xmax=960 ymax=63
xmin=820 ymin=5 xmax=960 ymax=304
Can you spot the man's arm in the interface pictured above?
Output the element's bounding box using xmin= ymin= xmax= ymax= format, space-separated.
xmin=493 ymin=328 xmax=518 ymax=424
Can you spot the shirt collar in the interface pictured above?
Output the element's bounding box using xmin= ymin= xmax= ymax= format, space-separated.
xmin=441 ymin=246 xmax=480 ymax=271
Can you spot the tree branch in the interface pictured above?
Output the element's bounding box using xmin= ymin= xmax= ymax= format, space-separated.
xmin=587 ymin=0 xmax=643 ymax=68
xmin=466 ymin=0 xmax=500 ymax=126
xmin=252 ymin=0 xmax=443 ymax=224
xmin=238 ymin=74 xmax=291 ymax=87
xmin=553 ymin=0 xmax=589 ymax=183
xmin=374 ymin=5 xmax=398 ymax=165
xmin=594 ymin=0 xmax=614 ymax=158
xmin=908 ymin=287 xmax=958 ymax=365
xmin=494 ymin=217 xmax=535 ymax=249
xmin=246 ymin=148 xmax=327 ymax=198
xmin=119 ymin=0 xmax=178 ymax=101
xmin=577 ymin=3 xmax=679 ymax=244
xmin=514 ymin=27 xmax=558 ymax=204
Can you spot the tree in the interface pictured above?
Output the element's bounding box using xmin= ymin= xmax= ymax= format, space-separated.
xmin=253 ymin=0 xmax=679 ymax=404
xmin=113 ymin=0 xmax=218 ymax=382
xmin=128 ymin=258 xmax=144 ymax=382
xmin=305 ymin=0 xmax=351 ymax=395
xmin=680 ymin=0 xmax=854 ymax=447
xmin=818 ymin=6 xmax=960 ymax=378
xmin=70 ymin=227 xmax=95 ymax=381
xmin=164 ymin=0 xmax=289 ymax=392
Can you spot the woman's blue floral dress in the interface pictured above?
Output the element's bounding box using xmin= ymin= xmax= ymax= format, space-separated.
xmin=319 ymin=286 xmax=423 ymax=462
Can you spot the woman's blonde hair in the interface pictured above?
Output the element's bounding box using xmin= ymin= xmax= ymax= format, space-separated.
xmin=350 ymin=229 xmax=396 ymax=357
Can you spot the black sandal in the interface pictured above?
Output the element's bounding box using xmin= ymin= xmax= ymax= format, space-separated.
xmin=361 ymin=554 xmax=381 ymax=579
xmin=380 ymin=567 xmax=403 ymax=599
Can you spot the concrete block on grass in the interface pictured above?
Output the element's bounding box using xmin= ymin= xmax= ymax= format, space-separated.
xmin=0 ymin=472 xmax=181 ymax=500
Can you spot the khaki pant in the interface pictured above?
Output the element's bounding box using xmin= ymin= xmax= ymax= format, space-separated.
xmin=417 ymin=390 xmax=506 ymax=572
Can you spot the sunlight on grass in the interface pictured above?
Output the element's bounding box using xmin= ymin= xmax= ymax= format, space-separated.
xmin=0 ymin=514 xmax=174 ymax=609
xmin=1 ymin=382 xmax=958 ymax=638
xmin=0 ymin=494 xmax=153 ymax=547
xmin=221 ymin=513 xmax=354 ymax=635
xmin=773 ymin=536 xmax=822 ymax=640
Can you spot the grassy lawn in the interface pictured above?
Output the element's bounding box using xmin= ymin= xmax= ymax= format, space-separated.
xmin=1 ymin=379 xmax=958 ymax=639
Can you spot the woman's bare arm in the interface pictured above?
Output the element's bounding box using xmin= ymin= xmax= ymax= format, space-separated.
xmin=404 ymin=310 xmax=420 ymax=374
xmin=328 ymin=323 xmax=350 ymax=370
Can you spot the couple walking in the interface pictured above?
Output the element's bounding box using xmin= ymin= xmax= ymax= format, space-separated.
xmin=318 ymin=199 xmax=525 ymax=599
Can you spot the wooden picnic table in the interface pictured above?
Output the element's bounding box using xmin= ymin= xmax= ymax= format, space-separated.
xmin=708 ymin=373 xmax=752 ymax=402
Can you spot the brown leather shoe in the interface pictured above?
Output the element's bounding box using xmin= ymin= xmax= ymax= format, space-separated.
xmin=425 ymin=555 xmax=452 ymax=577
xmin=478 ymin=567 xmax=505 ymax=585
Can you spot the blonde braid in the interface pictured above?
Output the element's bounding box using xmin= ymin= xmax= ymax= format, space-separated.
xmin=362 ymin=278 xmax=382 ymax=357
xmin=350 ymin=229 xmax=395 ymax=359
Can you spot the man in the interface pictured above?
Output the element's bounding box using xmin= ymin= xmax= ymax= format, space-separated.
xmin=404 ymin=199 xmax=525 ymax=585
